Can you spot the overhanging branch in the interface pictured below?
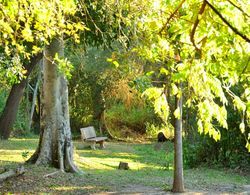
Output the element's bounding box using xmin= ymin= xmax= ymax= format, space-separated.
xmin=205 ymin=0 xmax=250 ymax=43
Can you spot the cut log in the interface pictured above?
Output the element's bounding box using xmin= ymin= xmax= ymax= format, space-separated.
xmin=118 ymin=162 xmax=129 ymax=170
xmin=0 ymin=166 xmax=25 ymax=182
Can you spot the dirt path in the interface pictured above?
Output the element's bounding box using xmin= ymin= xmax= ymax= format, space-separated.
xmin=93 ymin=184 xmax=250 ymax=195
xmin=0 ymin=167 xmax=249 ymax=194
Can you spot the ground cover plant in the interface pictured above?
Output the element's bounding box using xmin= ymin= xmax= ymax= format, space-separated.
xmin=0 ymin=138 xmax=249 ymax=194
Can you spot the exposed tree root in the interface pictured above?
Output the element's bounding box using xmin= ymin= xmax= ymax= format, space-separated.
xmin=43 ymin=171 xmax=61 ymax=178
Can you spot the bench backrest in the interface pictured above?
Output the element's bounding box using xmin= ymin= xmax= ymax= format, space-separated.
xmin=80 ymin=126 xmax=96 ymax=140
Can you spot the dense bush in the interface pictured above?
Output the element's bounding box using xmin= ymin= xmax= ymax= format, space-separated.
xmin=0 ymin=89 xmax=8 ymax=114
xmin=184 ymin=110 xmax=250 ymax=170
xmin=145 ymin=122 xmax=174 ymax=140
xmin=0 ymin=89 xmax=30 ymax=137
xmin=184 ymin=132 xmax=250 ymax=170
xmin=66 ymin=46 xmax=115 ymax=133
xmin=183 ymin=83 xmax=250 ymax=170
xmin=12 ymin=98 xmax=30 ymax=137
xmin=104 ymin=103 xmax=157 ymax=138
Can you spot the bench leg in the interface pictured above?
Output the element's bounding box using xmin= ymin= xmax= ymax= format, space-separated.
xmin=90 ymin=142 xmax=96 ymax=150
xmin=100 ymin=141 xmax=105 ymax=149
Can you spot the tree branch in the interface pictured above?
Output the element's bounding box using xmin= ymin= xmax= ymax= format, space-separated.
xmin=227 ymin=0 xmax=250 ymax=18
xmin=241 ymin=57 xmax=250 ymax=75
xmin=205 ymin=0 xmax=250 ymax=43
xmin=190 ymin=0 xmax=207 ymax=51
xmin=159 ymin=0 xmax=186 ymax=34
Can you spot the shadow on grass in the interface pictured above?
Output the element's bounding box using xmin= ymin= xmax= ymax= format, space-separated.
xmin=0 ymin=138 xmax=38 ymax=150
xmin=1 ymin=138 xmax=248 ymax=194
xmin=76 ymin=141 xmax=174 ymax=171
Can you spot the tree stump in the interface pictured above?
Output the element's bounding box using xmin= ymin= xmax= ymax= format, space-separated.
xmin=118 ymin=162 xmax=129 ymax=170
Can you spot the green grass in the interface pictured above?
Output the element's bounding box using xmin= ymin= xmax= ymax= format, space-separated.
xmin=0 ymin=138 xmax=249 ymax=194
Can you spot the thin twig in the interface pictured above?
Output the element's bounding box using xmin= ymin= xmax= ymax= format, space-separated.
xmin=159 ymin=0 xmax=186 ymax=34
xmin=205 ymin=0 xmax=250 ymax=43
xmin=227 ymin=0 xmax=250 ymax=18
xmin=151 ymin=80 xmax=167 ymax=84
xmin=190 ymin=0 xmax=207 ymax=51
xmin=78 ymin=0 xmax=108 ymax=47
xmin=241 ymin=57 xmax=250 ymax=75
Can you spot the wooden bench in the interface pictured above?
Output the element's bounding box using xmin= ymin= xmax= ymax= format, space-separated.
xmin=80 ymin=126 xmax=107 ymax=150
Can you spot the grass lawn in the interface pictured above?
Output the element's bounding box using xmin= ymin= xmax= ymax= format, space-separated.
xmin=0 ymin=138 xmax=249 ymax=194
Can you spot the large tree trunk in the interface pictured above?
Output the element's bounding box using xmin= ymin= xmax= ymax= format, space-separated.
xmin=0 ymin=53 xmax=43 ymax=140
xmin=172 ymin=83 xmax=185 ymax=192
xmin=28 ymin=38 xmax=79 ymax=173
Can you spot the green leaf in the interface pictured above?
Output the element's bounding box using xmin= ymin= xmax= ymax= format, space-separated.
xmin=22 ymin=25 xmax=34 ymax=42
xmin=171 ymin=83 xmax=178 ymax=95
xmin=212 ymin=130 xmax=221 ymax=142
xmin=160 ymin=67 xmax=169 ymax=76
xmin=233 ymin=96 xmax=246 ymax=112
xmin=174 ymin=107 xmax=180 ymax=119
xmin=197 ymin=119 xmax=203 ymax=134
xmin=113 ymin=61 xmax=119 ymax=68
xmin=246 ymin=142 xmax=250 ymax=152
xmin=239 ymin=122 xmax=245 ymax=133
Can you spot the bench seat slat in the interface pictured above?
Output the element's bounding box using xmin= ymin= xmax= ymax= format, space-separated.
xmin=86 ymin=137 xmax=107 ymax=142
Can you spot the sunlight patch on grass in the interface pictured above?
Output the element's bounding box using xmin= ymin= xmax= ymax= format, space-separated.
xmin=78 ymin=150 xmax=138 ymax=159
xmin=0 ymin=149 xmax=34 ymax=163
xmin=10 ymin=138 xmax=38 ymax=141
xmin=76 ymin=155 xmax=162 ymax=171
xmin=53 ymin=185 xmax=95 ymax=191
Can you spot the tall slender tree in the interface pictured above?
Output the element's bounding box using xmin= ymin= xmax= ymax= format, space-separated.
xmin=172 ymin=83 xmax=184 ymax=192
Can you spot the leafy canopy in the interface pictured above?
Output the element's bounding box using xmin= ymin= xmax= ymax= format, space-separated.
xmin=119 ymin=0 xmax=250 ymax=150
xmin=0 ymin=0 xmax=86 ymax=82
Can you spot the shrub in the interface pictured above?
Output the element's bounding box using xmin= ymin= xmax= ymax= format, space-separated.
xmin=183 ymin=132 xmax=250 ymax=170
xmin=105 ymin=103 xmax=158 ymax=138
xmin=0 ymin=88 xmax=32 ymax=137
xmin=145 ymin=122 xmax=174 ymax=140
xmin=0 ymin=89 xmax=8 ymax=113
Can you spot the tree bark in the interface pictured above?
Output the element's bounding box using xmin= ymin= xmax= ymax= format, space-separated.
xmin=28 ymin=38 xmax=79 ymax=173
xmin=0 ymin=53 xmax=43 ymax=140
xmin=172 ymin=83 xmax=185 ymax=192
